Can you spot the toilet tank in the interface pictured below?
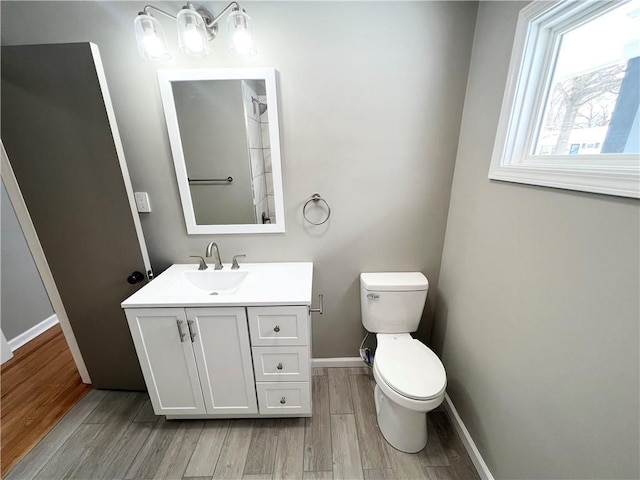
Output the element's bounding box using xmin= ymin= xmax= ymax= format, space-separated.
xmin=360 ymin=272 xmax=429 ymax=333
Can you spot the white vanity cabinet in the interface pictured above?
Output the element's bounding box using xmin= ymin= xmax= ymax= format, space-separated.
xmin=121 ymin=262 xmax=315 ymax=419
xmin=125 ymin=307 xmax=259 ymax=416
xmin=125 ymin=304 xmax=312 ymax=419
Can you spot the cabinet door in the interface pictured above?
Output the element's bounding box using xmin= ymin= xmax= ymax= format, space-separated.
xmin=125 ymin=308 xmax=205 ymax=415
xmin=187 ymin=307 xmax=258 ymax=414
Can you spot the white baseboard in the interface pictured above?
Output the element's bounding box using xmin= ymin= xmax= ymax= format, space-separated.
xmin=312 ymin=357 xmax=366 ymax=368
xmin=8 ymin=314 xmax=59 ymax=351
xmin=444 ymin=393 xmax=494 ymax=480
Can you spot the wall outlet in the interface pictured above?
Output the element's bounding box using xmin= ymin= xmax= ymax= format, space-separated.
xmin=134 ymin=192 xmax=151 ymax=213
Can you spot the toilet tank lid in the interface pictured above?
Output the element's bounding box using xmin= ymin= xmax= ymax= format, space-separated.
xmin=360 ymin=272 xmax=428 ymax=292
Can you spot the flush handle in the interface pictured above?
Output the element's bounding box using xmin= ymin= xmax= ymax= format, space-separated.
xmin=277 ymin=362 xmax=283 ymax=370
xmin=367 ymin=293 xmax=380 ymax=300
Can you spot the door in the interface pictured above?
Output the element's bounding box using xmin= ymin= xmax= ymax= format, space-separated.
xmin=188 ymin=307 xmax=258 ymax=414
xmin=125 ymin=308 xmax=205 ymax=415
xmin=1 ymin=43 xmax=151 ymax=389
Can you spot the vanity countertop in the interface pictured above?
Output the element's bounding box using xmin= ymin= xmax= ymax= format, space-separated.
xmin=121 ymin=262 xmax=314 ymax=308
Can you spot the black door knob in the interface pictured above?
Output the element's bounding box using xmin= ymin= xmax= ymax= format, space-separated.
xmin=127 ymin=271 xmax=145 ymax=284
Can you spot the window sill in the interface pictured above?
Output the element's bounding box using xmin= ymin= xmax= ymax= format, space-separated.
xmin=488 ymin=163 xmax=639 ymax=198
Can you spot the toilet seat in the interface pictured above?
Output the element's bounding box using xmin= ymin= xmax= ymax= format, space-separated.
xmin=375 ymin=334 xmax=446 ymax=401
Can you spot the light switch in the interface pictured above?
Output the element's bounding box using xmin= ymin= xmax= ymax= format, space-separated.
xmin=134 ymin=192 xmax=151 ymax=213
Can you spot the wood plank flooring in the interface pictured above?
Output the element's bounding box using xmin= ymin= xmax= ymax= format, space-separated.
xmin=6 ymin=367 xmax=481 ymax=479
xmin=1 ymin=324 xmax=91 ymax=477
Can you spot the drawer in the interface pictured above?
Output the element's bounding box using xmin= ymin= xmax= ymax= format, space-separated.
xmin=248 ymin=306 xmax=309 ymax=346
xmin=255 ymin=382 xmax=311 ymax=415
xmin=252 ymin=346 xmax=310 ymax=382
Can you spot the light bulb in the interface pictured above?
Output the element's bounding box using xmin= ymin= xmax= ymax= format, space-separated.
xmin=227 ymin=10 xmax=256 ymax=56
xmin=232 ymin=30 xmax=252 ymax=55
xmin=134 ymin=14 xmax=170 ymax=60
xmin=184 ymin=24 xmax=204 ymax=52
xmin=177 ymin=8 xmax=211 ymax=56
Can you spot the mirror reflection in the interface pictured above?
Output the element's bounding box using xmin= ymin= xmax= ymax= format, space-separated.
xmin=158 ymin=68 xmax=285 ymax=235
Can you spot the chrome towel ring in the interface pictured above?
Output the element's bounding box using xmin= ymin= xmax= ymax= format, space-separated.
xmin=303 ymin=193 xmax=331 ymax=225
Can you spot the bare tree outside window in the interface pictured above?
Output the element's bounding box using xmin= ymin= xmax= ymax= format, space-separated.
xmin=546 ymin=63 xmax=625 ymax=155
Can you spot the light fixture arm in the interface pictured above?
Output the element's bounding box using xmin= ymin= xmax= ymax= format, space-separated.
xmin=142 ymin=4 xmax=178 ymax=20
xmin=202 ymin=1 xmax=241 ymax=27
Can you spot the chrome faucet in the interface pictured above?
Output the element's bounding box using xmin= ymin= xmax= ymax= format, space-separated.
xmin=205 ymin=242 xmax=223 ymax=270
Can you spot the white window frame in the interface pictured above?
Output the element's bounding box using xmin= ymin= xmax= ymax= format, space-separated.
xmin=489 ymin=0 xmax=640 ymax=198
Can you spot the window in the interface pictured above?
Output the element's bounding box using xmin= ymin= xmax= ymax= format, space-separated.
xmin=489 ymin=0 xmax=640 ymax=198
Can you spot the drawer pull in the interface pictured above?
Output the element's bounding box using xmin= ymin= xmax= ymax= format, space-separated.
xmin=276 ymin=362 xmax=283 ymax=370
xmin=273 ymin=325 xmax=280 ymax=333
xmin=280 ymin=397 xmax=286 ymax=404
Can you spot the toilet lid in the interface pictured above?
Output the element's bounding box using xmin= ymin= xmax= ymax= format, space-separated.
xmin=375 ymin=337 xmax=446 ymax=401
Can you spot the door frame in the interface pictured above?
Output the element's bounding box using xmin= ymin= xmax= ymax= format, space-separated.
xmin=1 ymin=143 xmax=90 ymax=382
xmin=0 ymin=42 xmax=153 ymax=384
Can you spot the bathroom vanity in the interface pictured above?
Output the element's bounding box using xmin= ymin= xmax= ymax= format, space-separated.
xmin=121 ymin=262 xmax=313 ymax=419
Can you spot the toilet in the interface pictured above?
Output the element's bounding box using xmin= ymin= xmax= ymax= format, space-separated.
xmin=360 ymin=272 xmax=447 ymax=453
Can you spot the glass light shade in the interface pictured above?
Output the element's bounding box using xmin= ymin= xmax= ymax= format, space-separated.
xmin=177 ymin=8 xmax=211 ymax=57
xmin=227 ymin=10 xmax=257 ymax=56
xmin=134 ymin=14 xmax=170 ymax=61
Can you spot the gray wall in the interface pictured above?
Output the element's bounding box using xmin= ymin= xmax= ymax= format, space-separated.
xmin=1 ymin=181 xmax=54 ymax=341
xmin=1 ymin=1 xmax=478 ymax=358
xmin=433 ymin=3 xmax=640 ymax=479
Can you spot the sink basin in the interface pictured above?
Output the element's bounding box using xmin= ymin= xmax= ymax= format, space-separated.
xmin=121 ymin=263 xmax=313 ymax=307
xmin=183 ymin=270 xmax=248 ymax=294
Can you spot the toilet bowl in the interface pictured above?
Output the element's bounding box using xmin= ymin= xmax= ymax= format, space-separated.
xmin=360 ymin=272 xmax=447 ymax=453
xmin=372 ymin=333 xmax=446 ymax=453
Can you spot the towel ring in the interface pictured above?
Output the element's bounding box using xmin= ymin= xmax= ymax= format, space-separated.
xmin=303 ymin=193 xmax=331 ymax=225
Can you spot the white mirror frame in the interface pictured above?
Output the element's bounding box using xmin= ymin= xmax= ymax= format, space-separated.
xmin=158 ymin=67 xmax=285 ymax=234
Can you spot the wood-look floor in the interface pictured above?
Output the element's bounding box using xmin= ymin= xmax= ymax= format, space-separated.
xmin=1 ymin=325 xmax=91 ymax=477
xmin=7 ymin=366 xmax=480 ymax=480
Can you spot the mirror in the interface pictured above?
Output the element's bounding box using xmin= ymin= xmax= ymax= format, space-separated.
xmin=158 ymin=68 xmax=285 ymax=234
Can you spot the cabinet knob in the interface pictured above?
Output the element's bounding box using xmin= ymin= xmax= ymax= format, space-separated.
xmin=277 ymin=362 xmax=283 ymax=370
xmin=273 ymin=325 xmax=280 ymax=333
xmin=280 ymin=397 xmax=286 ymax=404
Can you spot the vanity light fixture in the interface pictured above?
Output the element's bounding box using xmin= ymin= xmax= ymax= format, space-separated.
xmin=134 ymin=1 xmax=256 ymax=60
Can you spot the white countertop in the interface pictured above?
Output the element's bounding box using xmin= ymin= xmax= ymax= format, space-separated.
xmin=121 ymin=262 xmax=314 ymax=308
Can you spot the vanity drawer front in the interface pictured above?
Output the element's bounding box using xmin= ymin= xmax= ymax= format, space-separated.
xmin=248 ymin=306 xmax=309 ymax=346
xmin=255 ymin=382 xmax=311 ymax=415
xmin=252 ymin=346 xmax=310 ymax=382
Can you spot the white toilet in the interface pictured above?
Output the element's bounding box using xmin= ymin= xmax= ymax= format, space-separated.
xmin=360 ymin=272 xmax=447 ymax=453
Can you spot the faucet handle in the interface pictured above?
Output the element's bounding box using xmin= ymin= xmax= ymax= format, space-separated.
xmin=231 ymin=254 xmax=246 ymax=270
xmin=190 ymin=255 xmax=208 ymax=271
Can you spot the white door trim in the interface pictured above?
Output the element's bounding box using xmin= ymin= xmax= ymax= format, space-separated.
xmin=1 ymin=143 xmax=91 ymax=383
